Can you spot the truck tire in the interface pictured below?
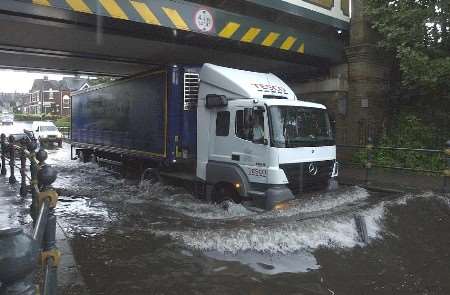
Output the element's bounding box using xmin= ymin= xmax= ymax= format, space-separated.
xmin=140 ymin=168 xmax=160 ymax=185
xmin=212 ymin=183 xmax=241 ymax=205
xmin=90 ymin=153 xmax=97 ymax=163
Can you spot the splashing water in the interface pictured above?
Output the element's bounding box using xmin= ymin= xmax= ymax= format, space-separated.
xmin=46 ymin=144 xmax=450 ymax=275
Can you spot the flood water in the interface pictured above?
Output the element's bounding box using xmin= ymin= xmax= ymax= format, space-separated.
xmin=3 ymin=122 xmax=450 ymax=294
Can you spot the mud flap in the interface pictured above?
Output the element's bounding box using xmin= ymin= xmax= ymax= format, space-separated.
xmin=205 ymin=184 xmax=214 ymax=202
xmin=328 ymin=178 xmax=339 ymax=191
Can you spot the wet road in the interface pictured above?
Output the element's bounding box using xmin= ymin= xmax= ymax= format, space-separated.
xmin=3 ymin=121 xmax=450 ymax=294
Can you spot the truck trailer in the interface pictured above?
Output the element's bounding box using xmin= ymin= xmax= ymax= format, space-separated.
xmin=71 ymin=64 xmax=338 ymax=209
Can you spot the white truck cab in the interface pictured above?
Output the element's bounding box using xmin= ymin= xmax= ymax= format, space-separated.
xmin=197 ymin=64 xmax=338 ymax=209
xmin=32 ymin=121 xmax=63 ymax=147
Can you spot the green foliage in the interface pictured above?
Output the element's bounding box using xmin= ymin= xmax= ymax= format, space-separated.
xmin=351 ymin=114 xmax=446 ymax=172
xmin=364 ymin=0 xmax=450 ymax=172
xmin=14 ymin=113 xmax=62 ymax=122
xmin=54 ymin=116 xmax=70 ymax=128
xmin=381 ymin=114 xmax=440 ymax=148
xmin=365 ymin=0 xmax=450 ymax=98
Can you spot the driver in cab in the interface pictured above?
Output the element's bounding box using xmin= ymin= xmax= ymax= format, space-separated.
xmin=252 ymin=113 xmax=265 ymax=143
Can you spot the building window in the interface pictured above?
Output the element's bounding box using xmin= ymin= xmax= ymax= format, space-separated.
xmin=63 ymin=95 xmax=71 ymax=108
xmin=216 ymin=111 xmax=230 ymax=136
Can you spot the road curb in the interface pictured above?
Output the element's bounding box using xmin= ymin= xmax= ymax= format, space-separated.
xmin=56 ymin=221 xmax=90 ymax=295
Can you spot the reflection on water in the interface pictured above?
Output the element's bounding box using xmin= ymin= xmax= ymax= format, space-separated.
xmin=205 ymin=250 xmax=320 ymax=275
xmin=46 ymin=144 xmax=450 ymax=294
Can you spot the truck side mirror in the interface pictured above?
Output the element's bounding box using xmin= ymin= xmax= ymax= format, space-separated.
xmin=206 ymin=94 xmax=227 ymax=108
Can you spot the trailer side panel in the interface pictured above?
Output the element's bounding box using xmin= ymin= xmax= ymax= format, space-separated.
xmin=71 ymin=71 xmax=168 ymax=158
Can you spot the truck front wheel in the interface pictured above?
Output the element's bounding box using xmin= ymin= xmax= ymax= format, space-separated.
xmin=212 ymin=183 xmax=241 ymax=205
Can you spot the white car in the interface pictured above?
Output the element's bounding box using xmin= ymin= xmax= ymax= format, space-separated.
xmin=32 ymin=121 xmax=63 ymax=147
xmin=1 ymin=112 xmax=14 ymax=125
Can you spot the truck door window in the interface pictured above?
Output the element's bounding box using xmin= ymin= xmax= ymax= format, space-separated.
xmin=236 ymin=108 xmax=265 ymax=143
xmin=216 ymin=111 xmax=230 ymax=136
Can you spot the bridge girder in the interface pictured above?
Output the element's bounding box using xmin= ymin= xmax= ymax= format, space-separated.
xmin=0 ymin=0 xmax=346 ymax=78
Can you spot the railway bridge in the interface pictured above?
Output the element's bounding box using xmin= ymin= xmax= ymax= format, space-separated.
xmin=0 ymin=0 xmax=386 ymax=144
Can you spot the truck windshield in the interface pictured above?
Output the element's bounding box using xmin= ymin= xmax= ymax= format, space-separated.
xmin=268 ymin=106 xmax=334 ymax=147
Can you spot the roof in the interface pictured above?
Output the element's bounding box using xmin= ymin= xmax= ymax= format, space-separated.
xmin=30 ymin=79 xmax=60 ymax=92
xmin=199 ymin=63 xmax=297 ymax=100
xmin=60 ymin=77 xmax=90 ymax=91
xmin=30 ymin=77 xmax=90 ymax=92
xmin=263 ymin=99 xmax=326 ymax=109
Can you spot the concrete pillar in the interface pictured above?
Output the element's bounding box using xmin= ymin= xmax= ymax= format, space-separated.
xmin=290 ymin=64 xmax=349 ymax=144
xmin=344 ymin=0 xmax=390 ymax=145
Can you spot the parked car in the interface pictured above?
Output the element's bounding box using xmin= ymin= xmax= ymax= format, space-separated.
xmin=1 ymin=112 xmax=14 ymax=125
xmin=32 ymin=121 xmax=63 ymax=147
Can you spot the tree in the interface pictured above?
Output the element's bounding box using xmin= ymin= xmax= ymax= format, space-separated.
xmin=365 ymin=0 xmax=450 ymax=97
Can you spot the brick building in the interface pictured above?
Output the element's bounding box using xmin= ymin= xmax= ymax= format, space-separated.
xmin=24 ymin=76 xmax=89 ymax=116
xmin=59 ymin=77 xmax=90 ymax=116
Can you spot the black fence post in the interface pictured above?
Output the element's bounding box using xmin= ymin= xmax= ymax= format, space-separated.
xmin=42 ymin=213 xmax=58 ymax=295
xmin=8 ymin=135 xmax=16 ymax=184
xmin=1 ymin=133 xmax=6 ymax=175
xmin=28 ymin=143 xmax=39 ymax=223
xmin=0 ymin=131 xmax=60 ymax=294
xmin=366 ymin=137 xmax=373 ymax=186
xmin=20 ymin=148 xmax=27 ymax=197
xmin=36 ymin=148 xmax=59 ymax=295
xmin=444 ymin=140 xmax=450 ymax=193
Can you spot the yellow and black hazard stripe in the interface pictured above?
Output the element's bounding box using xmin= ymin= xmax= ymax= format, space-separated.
xmin=28 ymin=0 xmax=307 ymax=55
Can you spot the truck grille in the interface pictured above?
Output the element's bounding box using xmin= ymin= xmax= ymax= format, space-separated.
xmin=280 ymin=160 xmax=334 ymax=194
xmin=183 ymin=72 xmax=199 ymax=111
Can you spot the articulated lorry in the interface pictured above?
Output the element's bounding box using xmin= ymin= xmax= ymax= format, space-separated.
xmin=71 ymin=64 xmax=338 ymax=209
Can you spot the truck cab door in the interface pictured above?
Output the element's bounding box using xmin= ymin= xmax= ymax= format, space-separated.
xmin=209 ymin=103 xmax=269 ymax=184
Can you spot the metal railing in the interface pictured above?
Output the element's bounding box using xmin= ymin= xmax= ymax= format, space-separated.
xmin=337 ymin=139 xmax=450 ymax=192
xmin=0 ymin=131 xmax=59 ymax=295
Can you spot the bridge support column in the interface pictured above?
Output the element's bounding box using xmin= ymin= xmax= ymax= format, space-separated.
xmin=344 ymin=0 xmax=390 ymax=145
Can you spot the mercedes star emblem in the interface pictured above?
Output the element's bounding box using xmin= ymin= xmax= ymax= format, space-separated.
xmin=308 ymin=163 xmax=318 ymax=176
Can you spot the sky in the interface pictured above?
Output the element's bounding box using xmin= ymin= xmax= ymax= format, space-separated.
xmin=0 ymin=70 xmax=73 ymax=93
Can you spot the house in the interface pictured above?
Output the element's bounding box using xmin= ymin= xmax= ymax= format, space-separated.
xmin=59 ymin=77 xmax=90 ymax=116
xmin=25 ymin=76 xmax=89 ymax=116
